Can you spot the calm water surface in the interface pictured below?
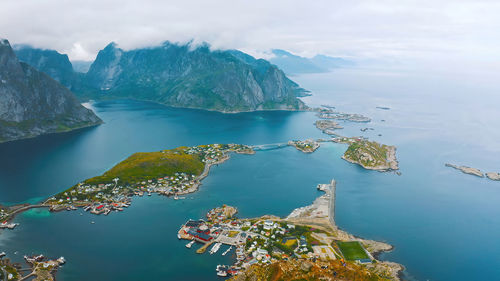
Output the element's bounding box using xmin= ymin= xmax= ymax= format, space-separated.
xmin=1 ymin=67 xmax=500 ymax=281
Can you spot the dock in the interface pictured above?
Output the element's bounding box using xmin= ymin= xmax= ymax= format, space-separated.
xmin=196 ymin=241 xmax=214 ymax=254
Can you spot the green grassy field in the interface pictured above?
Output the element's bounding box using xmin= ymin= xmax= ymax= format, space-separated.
xmin=337 ymin=241 xmax=370 ymax=261
xmin=84 ymin=147 xmax=205 ymax=185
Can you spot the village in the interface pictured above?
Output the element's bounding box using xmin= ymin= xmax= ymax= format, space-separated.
xmin=0 ymin=252 xmax=65 ymax=281
xmin=177 ymin=204 xmax=375 ymax=278
xmin=40 ymin=144 xmax=254 ymax=217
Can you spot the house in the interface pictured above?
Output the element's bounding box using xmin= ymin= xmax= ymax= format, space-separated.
xmin=263 ymin=220 xmax=274 ymax=230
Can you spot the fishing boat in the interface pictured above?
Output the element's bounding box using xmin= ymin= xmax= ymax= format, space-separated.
xmin=209 ymin=242 xmax=222 ymax=254
xmin=222 ymin=246 xmax=232 ymax=256
xmin=186 ymin=240 xmax=195 ymax=248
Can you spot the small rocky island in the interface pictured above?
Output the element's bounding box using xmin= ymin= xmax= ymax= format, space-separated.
xmin=288 ymin=139 xmax=320 ymax=153
xmin=342 ymin=140 xmax=398 ymax=171
xmin=315 ymin=120 xmax=343 ymax=135
xmin=445 ymin=164 xmax=500 ymax=181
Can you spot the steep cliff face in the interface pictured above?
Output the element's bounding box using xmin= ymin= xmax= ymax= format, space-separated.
xmin=15 ymin=42 xmax=308 ymax=112
xmin=82 ymin=42 xmax=307 ymax=112
xmin=0 ymin=39 xmax=102 ymax=143
xmin=14 ymin=45 xmax=80 ymax=90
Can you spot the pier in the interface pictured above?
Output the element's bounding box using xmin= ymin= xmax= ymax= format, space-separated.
xmin=196 ymin=241 xmax=214 ymax=254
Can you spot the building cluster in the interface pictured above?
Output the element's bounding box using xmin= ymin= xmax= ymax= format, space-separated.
xmin=44 ymin=144 xmax=254 ymax=214
xmin=178 ymin=205 xmax=341 ymax=278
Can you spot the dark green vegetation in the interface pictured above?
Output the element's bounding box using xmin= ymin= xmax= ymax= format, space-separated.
xmin=337 ymin=241 xmax=370 ymax=261
xmin=0 ymin=39 xmax=102 ymax=143
xmin=16 ymin=42 xmax=308 ymax=113
xmin=85 ymin=147 xmax=204 ymax=185
xmin=343 ymin=140 xmax=390 ymax=168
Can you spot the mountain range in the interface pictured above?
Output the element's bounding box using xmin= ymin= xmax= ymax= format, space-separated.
xmin=0 ymin=39 xmax=102 ymax=143
xmin=15 ymin=42 xmax=309 ymax=113
xmin=269 ymin=49 xmax=352 ymax=75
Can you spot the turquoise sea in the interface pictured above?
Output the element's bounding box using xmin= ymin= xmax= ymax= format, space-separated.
xmin=1 ymin=67 xmax=499 ymax=280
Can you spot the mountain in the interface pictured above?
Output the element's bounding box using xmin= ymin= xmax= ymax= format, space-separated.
xmin=0 ymin=39 xmax=102 ymax=143
xmin=14 ymin=45 xmax=81 ymax=90
xmin=269 ymin=49 xmax=352 ymax=75
xmin=15 ymin=42 xmax=308 ymax=113
xmin=71 ymin=60 xmax=92 ymax=73
xmin=269 ymin=49 xmax=326 ymax=74
xmin=80 ymin=42 xmax=308 ymax=112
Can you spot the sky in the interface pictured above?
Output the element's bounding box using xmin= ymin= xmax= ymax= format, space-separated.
xmin=1 ymin=0 xmax=500 ymax=67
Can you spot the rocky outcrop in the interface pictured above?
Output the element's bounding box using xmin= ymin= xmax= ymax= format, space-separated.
xmin=445 ymin=164 xmax=484 ymax=178
xmin=486 ymin=172 xmax=500 ymax=181
xmin=0 ymin=39 xmax=102 ymax=143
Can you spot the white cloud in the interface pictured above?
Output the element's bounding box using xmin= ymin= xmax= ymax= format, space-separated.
xmin=0 ymin=0 xmax=499 ymax=66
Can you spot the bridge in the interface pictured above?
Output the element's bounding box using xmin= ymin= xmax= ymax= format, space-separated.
xmin=250 ymin=142 xmax=289 ymax=151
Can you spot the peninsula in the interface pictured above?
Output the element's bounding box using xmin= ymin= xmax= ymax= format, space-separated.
xmin=0 ymin=144 xmax=254 ymax=222
xmin=0 ymin=253 xmax=65 ymax=281
xmin=177 ymin=180 xmax=403 ymax=280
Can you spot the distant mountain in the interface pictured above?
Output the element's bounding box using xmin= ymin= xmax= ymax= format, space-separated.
xmin=269 ymin=49 xmax=352 ymax=75
xmin=71 ymin=60 xmax=93 ymax=73
xmin=0 ymin=39 xmax=102 ymax=143
xmin=14 ymin=45 xmax=81 ymax=90
xmin=16 ymin=42 xmax=308 ymax=113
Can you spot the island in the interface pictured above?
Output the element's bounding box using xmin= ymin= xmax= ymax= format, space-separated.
xmin=0 ymin=144 xmax=254 ymax=222
xmin=342 ymin=140 xmax=398 ymax=171
xmin=486 ymin=172 xmax=500 ymax=181
xmin=288 ymin=139 xmax=320 ymax=153
xmin=0 ymin=253 xmax=65 ymax=281
xmin=315 ymin=120 xmax=343 ymax=135
xmin=445 ymin=163 xmax=500 ymax=181
xmin=43 ymin=144 xmax=254 ymax=215
xmin=177 ymin=180 xmax=403 ymax=280
xmin=445 ymin=164 xmax=484 ymax=178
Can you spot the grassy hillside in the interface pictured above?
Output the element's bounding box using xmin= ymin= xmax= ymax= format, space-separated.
xmin=343 ymin=140 xmax=389 ymax=168
xmin=85 ymin=147 xmax=204 ymax=185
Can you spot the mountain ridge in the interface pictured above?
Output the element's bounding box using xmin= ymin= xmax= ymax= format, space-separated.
xmin=15 ymin=42 xmax=309 ymax=113
xmin=0 ymin=39 xmax=102 ymax=143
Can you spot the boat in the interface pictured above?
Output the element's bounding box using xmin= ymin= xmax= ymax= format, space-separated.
xmin=177 ymin=234 xmax=181 ymax=239
xmin=222 ymin=246 xmax=232 ymax=256
xmin=148 ymin=192 xmax=152 ymax=196
xmin=209 ymin=242 xmax=222 ymax=254
xmin=186 ymin=240 xmax=195 ymax=248
xmin=174 ymin=195 xmax=179 ymax=200
xmin=84 ymin=206 xmax=91 ymax=211
xmin=216 ymin=265 xmax=228 ymax=277
xmin=217 ymin=270 xmax=227 ymax=277
xmin=90 ymin=221 xmax=95 ymax=224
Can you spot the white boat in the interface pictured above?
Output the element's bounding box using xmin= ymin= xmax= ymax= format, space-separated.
xmin=222 ymin=246 xmax=232 ymax=256
xmin=186 ymin=240 xmax=195 ymax=248
xmin=209 ymin=242 xmax=222 ymax=254
xmin=177 ymin=234 xmax=181 ymax=239
xmin=217 ymin=270 xmax=227 ymax=277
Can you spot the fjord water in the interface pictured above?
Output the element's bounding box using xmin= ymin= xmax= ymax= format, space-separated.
xmin=1 ymin=66 xmax=500 ymax=280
